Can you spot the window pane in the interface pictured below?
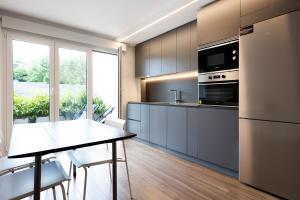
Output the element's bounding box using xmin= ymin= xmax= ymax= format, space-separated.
xmin=12 ymin=40 xmax=50 ymax=124
xmin=59 ymin=48 xmax=87 ymax=121
xmin=92 ymin=52 xmax=118 ymax=121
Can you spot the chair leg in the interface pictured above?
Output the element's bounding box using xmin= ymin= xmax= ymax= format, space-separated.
xmin=122 ymin=141 xmax=133 ymax=199
xmin=67 ymin=161 xmax=72 ymax=195
xmin=83 ymin=167 xmax=88 ymax=200
xmin=108 ymin=163 xmax=112 ymax=182
xmin=73 ymin=164 xmax=77 ymax=177
xmin=60 ymin=183 xmax=67 ymax=200
xmin=52 ymin=187 xmax=57 ymax=200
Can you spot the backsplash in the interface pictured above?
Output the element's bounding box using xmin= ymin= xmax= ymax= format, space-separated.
xmin=144 ymin=76 xmax=198 ymax=102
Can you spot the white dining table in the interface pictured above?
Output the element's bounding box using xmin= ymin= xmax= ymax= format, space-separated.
xmin=8 ymin=119 xmax=136 ymax=200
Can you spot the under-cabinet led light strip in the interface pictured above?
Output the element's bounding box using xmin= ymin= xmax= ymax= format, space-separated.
xmin=144 ymin=71 xmax=198 ymax=82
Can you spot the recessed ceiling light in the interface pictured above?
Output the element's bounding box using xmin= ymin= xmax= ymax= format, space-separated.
xmin=117 ymin=0 xmax=201 ymax=42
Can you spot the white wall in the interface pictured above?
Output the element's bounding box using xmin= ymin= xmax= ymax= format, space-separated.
xmin=120 ymin=45 xmax=141 ymax=119
xmin=0 ymin=24 xmax=5 ymax=156
xmin=0 ymin=14 xmax=139 ymax=155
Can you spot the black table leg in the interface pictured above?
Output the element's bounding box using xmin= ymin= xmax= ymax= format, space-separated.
xmin=34 ymin=155 xmax=42 ymax=200
xmin=112 ymin=141 xmax=117 ymax=200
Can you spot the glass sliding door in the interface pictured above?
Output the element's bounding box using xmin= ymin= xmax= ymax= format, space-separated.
xmin=58 ymin=48 xmax=87 ymax=120
xmin=8 ymin=33 xmax=119 ymax=127
xmin=12 ymin=40 xmax=51 ymax=124
xmin=92 ymin=51 xmax=118 ymax=120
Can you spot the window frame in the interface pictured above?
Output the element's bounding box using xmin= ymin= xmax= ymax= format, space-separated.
xmin=3 ymin=30 xmax=120 ymax=153
xmin=54 ymin=41 xmax=92 ymax=120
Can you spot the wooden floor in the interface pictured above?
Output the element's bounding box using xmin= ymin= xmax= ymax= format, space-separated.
xmin=25 ymin=140 xmax=278 ymax=200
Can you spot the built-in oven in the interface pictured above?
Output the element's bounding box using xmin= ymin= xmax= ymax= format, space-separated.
xmin=198 ymin=70 xmax=238 ymax=107
xmin=198 ymin=41 xmax=239 ymax=73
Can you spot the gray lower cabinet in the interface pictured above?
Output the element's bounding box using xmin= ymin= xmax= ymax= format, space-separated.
xmin=149 ymin=105 xmax=167 ymax=147
xmin=140 ymin=104 xmax=150 ymax=141
xmin=167 ymin=107 xmax=187 ymax=154
xmin=127 ymin=103 xmax=238 ymax=172
xmin=196 ymin=108 xmax=238 ymax=171
xmin=127 ymin=119 xmax=141 ymax=136
xmin=127 ymin=103 xmax=141 ymax=121
xmin=187 ymin=108 xmax=200 ymax=158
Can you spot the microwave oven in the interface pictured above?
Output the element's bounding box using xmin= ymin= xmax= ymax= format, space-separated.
xmin=198 ymin=41 xmax=239 ymax=73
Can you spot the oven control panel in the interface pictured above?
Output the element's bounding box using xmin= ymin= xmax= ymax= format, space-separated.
xmin=198 ymin=69 xmax=239 ymax=83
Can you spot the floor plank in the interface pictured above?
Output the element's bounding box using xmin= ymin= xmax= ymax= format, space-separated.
xmin=25 ymin=139 xmax=278 ymax=200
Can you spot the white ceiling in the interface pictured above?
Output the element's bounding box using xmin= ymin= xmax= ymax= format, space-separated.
xmin=0 ymin=0 xmax=213 ymax=45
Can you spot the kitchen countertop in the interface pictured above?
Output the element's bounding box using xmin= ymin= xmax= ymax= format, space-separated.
xmin=128 ymin=101 xmax=239 ymax=110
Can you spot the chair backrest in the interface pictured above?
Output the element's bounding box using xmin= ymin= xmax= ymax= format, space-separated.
xmin=0 ymin=157 xmax=33 ymax=176
xmin=104 ymin=118 xmax=126 ymax=130
xmin=96 ymin=106 xmax=115 ymax=122
xmin=0 ymin=154 xmax=56 ymax=176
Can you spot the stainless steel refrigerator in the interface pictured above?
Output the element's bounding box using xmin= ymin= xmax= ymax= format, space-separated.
xmin=239 ymin=10 xmax=300 ymax=200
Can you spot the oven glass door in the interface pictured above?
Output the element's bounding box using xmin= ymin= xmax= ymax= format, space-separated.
xmin=198 ymin=42 xmax=238 ymax=73
xmin=198 ymin=81 xmax=238 ymax=106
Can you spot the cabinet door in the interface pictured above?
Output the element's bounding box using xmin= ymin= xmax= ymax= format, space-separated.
xmin=176 ymin=23 xmax=191 ymax=73
xmin=140 ymin=104 xmax=150 ymax=141
xmin=241 ymin=0 xmax=300 ymax=27
xmin=197 ymin=108 xmax=238 ymax=171
xmin=190 ymin=21 xmax=198 ymax=71
xmin=187 ymin=108 xmax=199 ymax=158
xmin=135 ymin=42 xmax=149 ymax=77
xmin=127 ymin=119 xmax=141 ymax=136
xmin=149 ymin=37 xmax=162 ymax=76
xmin=127 ymin=103 xmax=141 ymax=121
xmin=167 ymin=107 xmax=187 ymax=154
xmin=162 ymin=30 xmax=177 ymax=75
xmin=149 ymin=105 xmax=167 ymax=147
xmin=197 ymin=0 xmax=240 ymax=46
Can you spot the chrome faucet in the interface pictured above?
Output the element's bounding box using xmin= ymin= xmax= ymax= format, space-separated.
xmin=169 ymin=89 xmax=182 ymax=103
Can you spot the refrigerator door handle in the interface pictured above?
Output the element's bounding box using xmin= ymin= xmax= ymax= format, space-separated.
xmin=240 ymin=25 xmax=254 ymax=36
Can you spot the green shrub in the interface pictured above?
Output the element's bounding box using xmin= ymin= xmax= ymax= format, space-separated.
xmin=13 ymin=94 xmax=30 ymax=119
xmin=13 ymin=91 xmax=107 ymax=121
xmin=13 ymin=68 xmax=28 ymax=82
xmin=59 ymin=92 xmax=85 ymax=119
xmin=93 ymin=96 xmax=106 ymax=115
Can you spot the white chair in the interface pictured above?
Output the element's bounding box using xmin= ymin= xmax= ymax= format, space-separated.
xmin=67 ymin=118 xmax=133 ymax=200
xmin=0 ymin=156 xmax=69 ymax=200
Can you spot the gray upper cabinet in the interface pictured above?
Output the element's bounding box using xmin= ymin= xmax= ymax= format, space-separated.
xmin=241 ymin=0 xmax=300 ymax=27
xmin=162 ymin=30 xmax=177 ymax=74
xmin=140 ymin=104 xmax=150 ymax=141
xmin=197 ymin=108 xmax=238 ymax=171
xmin=135 ymin=21 xmax=197 ymax=78
xmin=167 ymin=107 xmax=187 ymax=154
xmin=149 ymin=105 xmax=167 ymax=147
xmin=176 ymin=23 xmax=191 ymax=73
xmin=149 ymin=37 xmax=162 ymax=76
xmin=190 ymin=21 xmax=198 ymax=71
xmin=197 ymin=0 xmax=240 ymax=47
xmin=135 ymin=42 xmax=149 ymax=78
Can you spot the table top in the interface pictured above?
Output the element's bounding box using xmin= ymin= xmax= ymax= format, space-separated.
xmin=8 ymin=119 xmax=136 ymax=158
